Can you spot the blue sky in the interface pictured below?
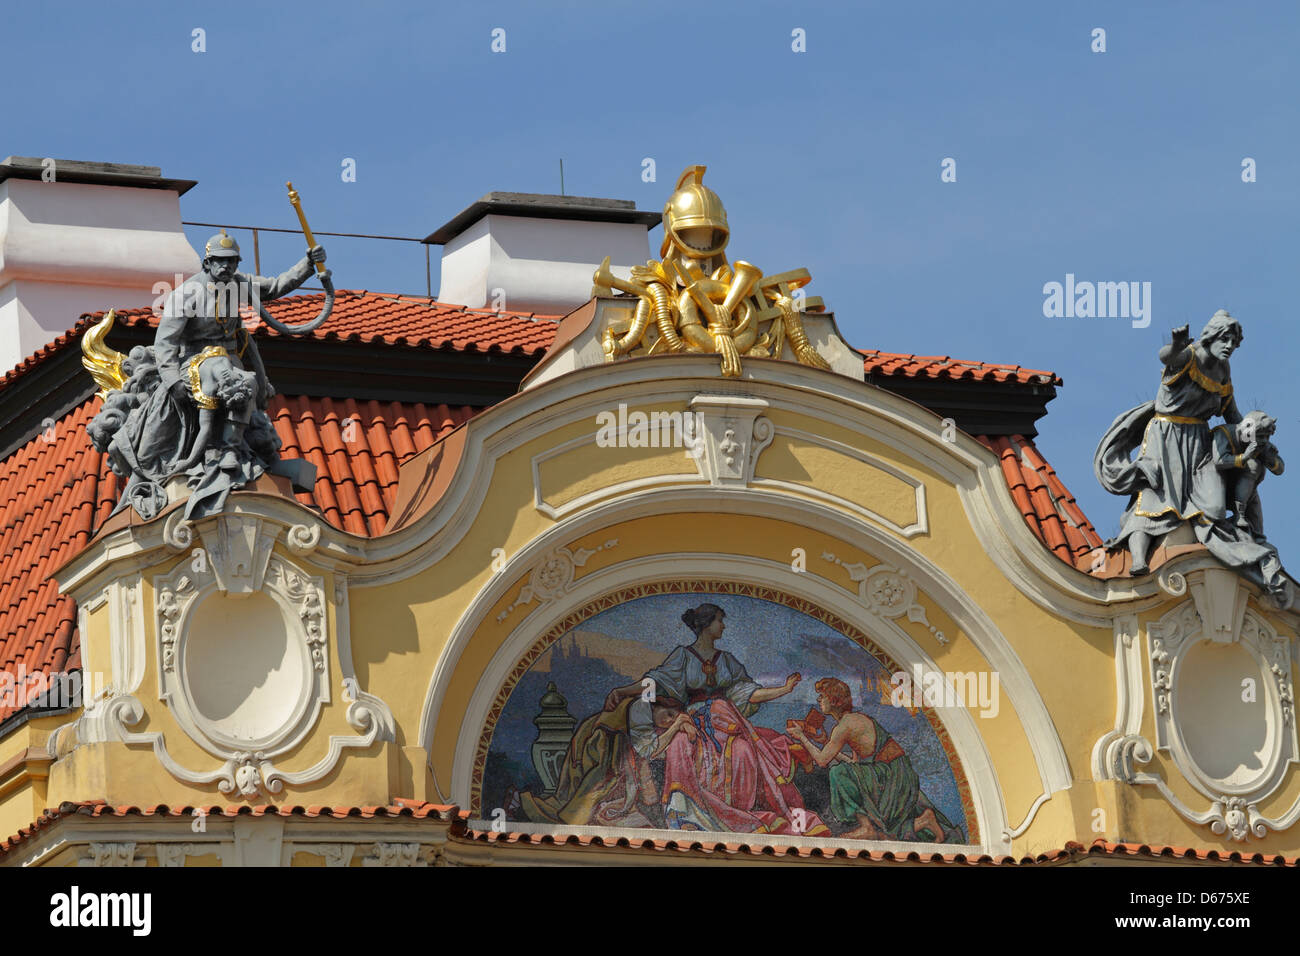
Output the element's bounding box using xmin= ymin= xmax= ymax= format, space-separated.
xmin=7 ymin=0 xmax=1300 ymax=558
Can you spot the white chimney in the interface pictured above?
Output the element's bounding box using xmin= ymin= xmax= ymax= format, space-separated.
xmin=427 ymin=192 xmax=660 ymax=315
xmin=0 ymin=157 xmax=201 ymax=373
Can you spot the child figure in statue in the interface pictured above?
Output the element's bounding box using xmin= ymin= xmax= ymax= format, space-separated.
xmin=1213 ymin=411 xmax=1284 ymax=539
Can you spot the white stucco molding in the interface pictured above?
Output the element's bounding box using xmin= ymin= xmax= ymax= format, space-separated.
xmin=57 ymin=356 xmax=1296 ymax=635
xmin=1091 ymin=613 xmax=1149 ymax=782
xmin=1093 ymin=567 xmax=1299 ymax=842
xmin=759 ymin=425 xmax=927 ymax=537
xmin=339 ymin=356 xmax=1080 ymax=595
xmin=51 ymin=514 xmax=395 ymax=799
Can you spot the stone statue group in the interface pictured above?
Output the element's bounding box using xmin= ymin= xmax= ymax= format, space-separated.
xmin=84 ymin=232 xmax=328 ymax=522
xmin=1095 ymin=310 xmax=1290 ymax=604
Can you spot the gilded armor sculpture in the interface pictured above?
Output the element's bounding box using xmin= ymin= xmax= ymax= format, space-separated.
xmin=594 ymin=165 xmax=832 ymax=378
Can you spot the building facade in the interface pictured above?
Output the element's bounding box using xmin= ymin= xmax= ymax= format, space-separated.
xmin=0 ymin=160 xmax=1295 ymax=866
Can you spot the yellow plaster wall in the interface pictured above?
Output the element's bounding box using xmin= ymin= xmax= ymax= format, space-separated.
xmin=1085 ymin=600 xmax=1300 ymax=856
xmin=0 ymin=717 xmax=61 ymax=842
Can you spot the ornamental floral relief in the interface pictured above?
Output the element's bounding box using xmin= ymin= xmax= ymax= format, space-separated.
xmin=267 ymin=560 xmax=327 ymax=672
xmin=80 ymin=842 xmax=143 ymax=867
xmin=822 ymin=552 xmax=948 ymax=645
xmin=497 ymin=540 xmax=619 ymax=623
xmin=364 ymin=843 xmax=428 ymax=867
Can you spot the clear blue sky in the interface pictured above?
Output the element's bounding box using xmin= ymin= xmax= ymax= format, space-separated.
xmin=7 ymin=0 xmax=1300 ymax=560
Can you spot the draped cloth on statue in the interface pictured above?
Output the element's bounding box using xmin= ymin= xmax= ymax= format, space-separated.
xmin=105 ymin=380 xmax=199 ymax=517
xmin=1094 ymin=358 xmax=1277 ymax=574
xmin=518 ymin=698 xmax=655 ymax=828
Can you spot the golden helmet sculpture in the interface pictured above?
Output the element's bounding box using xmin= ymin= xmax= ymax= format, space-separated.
xmin=660 ymin=165 xmax=729 ymax=259
xmin=595 ymin=162 xmax=832 ymax=378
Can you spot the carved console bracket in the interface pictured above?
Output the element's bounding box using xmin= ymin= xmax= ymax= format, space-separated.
xmin=688 ymin=394 xmax=773 ymax=487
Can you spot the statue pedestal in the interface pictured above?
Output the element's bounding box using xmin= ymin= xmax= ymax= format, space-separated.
xmin=163 ymin=475 xmax=192 ymax=505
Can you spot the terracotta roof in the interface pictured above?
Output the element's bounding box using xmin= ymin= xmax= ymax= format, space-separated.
xmin=453 ymin=824 xmax=1027 ymax=864
xmin=448 ymin=832 xmax=1295 ymax=865
xmin=1082 ymin=839 xmax=1296 ymax=866
xmin=977 ymin=434 xmax=1105 ymax=565
xmin=0 ymin=799 xmax=458 ymax=855
xmin=5 ymin=803 xmax=1288 ymax=865
xmin=0 ymin=289 xmax=1091 ymax=731
xmin=270 ymin=396 xmax=477 ymax=536
xmin=3 ymin=296 xmax=1062 ymax=396
xmin=247 ymin=290 xmax=559 ymax=353
xmin=0 ymin=291 xmax=556 ymax=399
xmin=861 ymin=351 xmax=1061 ymax=387
xmin=0 ymin=400 xmax=106 ymax=728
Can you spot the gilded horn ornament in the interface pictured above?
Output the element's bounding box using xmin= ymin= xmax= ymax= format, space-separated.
xmin=593 ymin=256 xmax=654 ymax=359
xmin=81 ymin=309 xmax=127 ymax=399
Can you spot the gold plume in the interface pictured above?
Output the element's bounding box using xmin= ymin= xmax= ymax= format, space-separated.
xmin=81 ymin=309 xmax=127 ymax=399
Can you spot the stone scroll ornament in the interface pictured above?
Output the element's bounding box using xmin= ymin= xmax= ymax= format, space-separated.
xmin=593 ymin=165 xmax=833 ymax=378
xmin=1094 ymin=311 xmax=1292 ymax=606
xmin=81 ymin=183 xmax=335 ymax=522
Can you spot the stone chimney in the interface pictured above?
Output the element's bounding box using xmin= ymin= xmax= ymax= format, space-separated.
xmin=0 ymin=157 xmax=200 ymax=373
xmin=426 ymin=192 xmax=660 ymax=316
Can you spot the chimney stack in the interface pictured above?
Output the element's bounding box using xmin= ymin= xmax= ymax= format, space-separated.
xmin=426 ymin=192 xmax=660 ymax=316
xmin=0 ymin=157 xmax=200 ymax=373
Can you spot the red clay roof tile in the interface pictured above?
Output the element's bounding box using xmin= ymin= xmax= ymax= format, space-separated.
xmin=975 ymin=434 xmax=1104 ymax=563
xmin=0 ymin=800 xmax=460 ymax=855
xmin=6 ymin=802 xmax=1289 ymax=864
xmin=861 ymin=351 xmax=1061 ymax=387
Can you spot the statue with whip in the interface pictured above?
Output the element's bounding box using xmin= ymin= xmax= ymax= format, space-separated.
xmin=82 ymin=183 xmax=335 ymax=521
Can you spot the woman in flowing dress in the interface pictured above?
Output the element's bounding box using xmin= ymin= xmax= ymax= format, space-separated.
xmin=603 ymin=603 xmax=829 ymax=835
xmin=1095 ymin=310 xmax=1286 ymax=597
